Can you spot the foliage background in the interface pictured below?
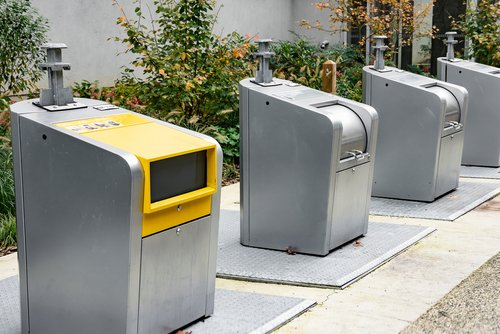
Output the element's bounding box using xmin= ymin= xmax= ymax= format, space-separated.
xmin=0 ymin=0 xmax=48 ymax=99
xmin=0 ymin=0 xmax=48 ymax=250
xmin=454 ymin=0 xmax=500 ymax=67
xmin=271 ymin=39 xmax=365 ymax=102
xmin=300 ymin=0 xmax=434 ymax=65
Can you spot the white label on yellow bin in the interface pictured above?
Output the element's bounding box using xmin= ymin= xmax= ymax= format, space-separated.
xmin=54 ymin=114 xmax=151 ymax=134
xmin=55 ymin=117 xmax=126 ymax=133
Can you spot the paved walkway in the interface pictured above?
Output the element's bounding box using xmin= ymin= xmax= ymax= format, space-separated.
xmin=218 ymin=181 xmax=500 ymax=333
xmin=402 ymin=252 xmax=499 ymax=334
xmin=1 ymin=180 xmax=499 ymax=333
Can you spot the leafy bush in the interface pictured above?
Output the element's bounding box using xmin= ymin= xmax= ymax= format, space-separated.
xmin=0 ymin=0 xmax=48 ymax=98
xmin=222 ymin=162 xmax=239 ymax=186
xmin=454 ymin=0 xmax=500 ymax=67
xmin=73 ymin=80 xmax=102 ymax=99
xmin=212 ymin=125 xmax=240 ymax=163
xmin=271 ymin=39 xmax=365 ymax=101
xmin=0 ymin=213 xmax=16 ymax=248
xmin=113 ymin=0 xmax=253 ymax=126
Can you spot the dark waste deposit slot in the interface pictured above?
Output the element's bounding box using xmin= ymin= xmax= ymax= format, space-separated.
xmin=150 ymin=151 xmax=207 ymax=202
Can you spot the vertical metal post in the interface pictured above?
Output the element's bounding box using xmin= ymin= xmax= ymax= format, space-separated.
xmin=444 ymin=31 xmax=458 ymax=60
xmin=254 ymin=39 xmax=275 ymax=84
xmin=373 ymin=36 xmax=389 ymax=71
xmin=39 ymin=43 xmax=74 ymax=107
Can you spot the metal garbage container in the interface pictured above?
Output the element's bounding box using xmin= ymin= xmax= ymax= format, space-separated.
xmin=11 ymin=44 xmax=222 ymax=334
xmin=437 ymin=31 xmax=500 ymax=167
xmin=239 ymin=40 xmax=378 ymax=256
xmin=363 ymin=36 xmax=469 ymax=202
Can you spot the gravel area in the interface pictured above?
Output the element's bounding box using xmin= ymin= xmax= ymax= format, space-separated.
xmin=402 ymin=252 xmax=500 ymax=334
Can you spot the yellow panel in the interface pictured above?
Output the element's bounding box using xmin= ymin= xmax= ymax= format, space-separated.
xmin=84 ymin=122 xmax=215 ymax=161
xmin=55 ymin=112 xmax=218 ymax=231
xmin=82 ymin=120 xmax=217 ymax=214
xmin=142 ymin=196 xmax=212 ymax=237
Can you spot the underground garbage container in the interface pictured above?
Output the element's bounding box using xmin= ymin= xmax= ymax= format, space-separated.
xmin=363 ymin=36 xmax=469 ymax=202
xmin=11 ymin=44 xmax=222 ymax=334
xmin=437 ymin=31 xmax=500 ymax=167
xmin=239 ymin=40 xmax=379 ymax=256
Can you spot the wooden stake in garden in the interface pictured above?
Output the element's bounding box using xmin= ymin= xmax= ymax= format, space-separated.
xmin=322 ymin=60 xmax=336 ymax=94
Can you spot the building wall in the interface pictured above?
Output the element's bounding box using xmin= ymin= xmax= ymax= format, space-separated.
xmin=31 ymin=0 xmax=341 ymax=86
xmin=292 ymin=1 xmax=343 ymax=45
xmin=29 ymin=0 xmax=306 ymax=86
xmin=213 ymin=0 xmax=294 ymax=41
xmin=31 ymin=0 xmax=137 ymax=87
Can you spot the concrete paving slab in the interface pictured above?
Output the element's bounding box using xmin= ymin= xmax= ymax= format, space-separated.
xmin=217 ymin=210 xmax=435 ymax=288
xmin=216 ymin=185 xmax=500 ymax=334
xmin=370 ymin=180 xmax=500 ymax=220
xmin=402 ymin=252 xmax=499 ymax=334
xmin=0 ymin=276 xmax=19 ymax=334
xmin=187 ymin=290 xmax=315 ymax=334
xmin=460 ymin=165 xmax=500 ymax=179
xmin=0 ymin=253 xmax=18 ymax=281
xmin=0 ymin=275 xmax=316 ymax=334
xmin=1 ymin=183 xmax=499 ymax=334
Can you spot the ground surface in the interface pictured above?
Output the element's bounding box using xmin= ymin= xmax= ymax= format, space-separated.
xmin=1 ymin=180 xmax=499 ymax=333
xmin=403 ymin=252 xmax=499 ymax=334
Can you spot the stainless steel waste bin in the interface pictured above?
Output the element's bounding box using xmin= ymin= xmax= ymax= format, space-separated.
xmin=437 ymin=31 xmax=500 ymax=167
xmin=239 ymin=40 xmax=378 ymax=256
xmin=363 ymin=36 xmax=468 ymax=202
xmin=11 ymin=44 xmax=222 ymax=334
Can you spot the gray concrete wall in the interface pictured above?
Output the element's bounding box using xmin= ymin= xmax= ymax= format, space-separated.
xmin=292 ymin=1 xmax=343 ymax=45
xmin=30 ymin=0 xmax=339 ymax=86
xmin=31 ymin=0 xmax=137 ymax=87
xmin=213 ymin=0 xmax=294 ymax=41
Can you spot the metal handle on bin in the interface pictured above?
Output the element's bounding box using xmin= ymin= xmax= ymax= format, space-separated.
xmin=352 ymin=150 xmax=366 ymax=161
xmin=445 ymin=121 xmax=462 ymax=130
xmin=345 ymin=151 xmax=357 ymax=160
xmin=345 ymin=150 xmax=369 ymax=161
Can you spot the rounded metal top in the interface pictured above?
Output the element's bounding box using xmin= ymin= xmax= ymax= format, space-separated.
xmin=41 ymin=43 xmax=68 ymax=49
xmin=324 ymin=104 xmax=367 ymax=159
xmin=426 ymin=86 xmax=461 ymax=124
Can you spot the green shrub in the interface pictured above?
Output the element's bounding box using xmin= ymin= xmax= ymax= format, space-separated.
xmin=73 ymin=80 xmax=102 ymax=99
xmin=0 ymin=96 xmax=10 ymax=113
xmin=0 ymin=0 xmax=48 ymax=97
xmin=272 ymin=39 xmax=325 ymax=88
xmin=271 ymin=39 xmax=365 ymax=101
xmin=104 ymin=79 xmax=145 ymax=113
xmin=113 ymin=0 xmax=253 ymax=126
xmin=0 ymin=213 xmax=16 ymax=248
xmin=454 ymin=0 xmax=500 ymax=67
xmin=212 ymin=125 xmax=240 ymax=163
xmin=222 ymin=162 xmax=239 ymax=186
